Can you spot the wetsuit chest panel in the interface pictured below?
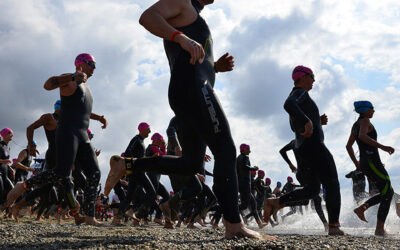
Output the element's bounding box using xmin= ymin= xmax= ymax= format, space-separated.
xmin=59 ymin=82 xmax=93 ymax=130
xmin=286 ymin=87 xmax=324 ymax=147
xmin=236 ymin=154 xmax=251 ymax=181
xmin=0 ymin=141 xmax=10 ymax=173
xmin=352 ymin=117 xmax=379 ymax=156
xmin=44 ymin=114 xmax=58 ymax=148
xmin=125 ymin=135 xmax=145 ymax=158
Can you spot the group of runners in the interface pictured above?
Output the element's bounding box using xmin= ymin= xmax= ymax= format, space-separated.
xmin=0 ymin=0 xmax=398 ymax=241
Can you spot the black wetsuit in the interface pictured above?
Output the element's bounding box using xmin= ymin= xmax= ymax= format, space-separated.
xmin=26 ymin=82 xmax=100 ymax=217
xmin=345 ymin=170 xmax=368 ymax=202
xmin=24 ymin=113 xmax=58 ymax=206
xmin=117 ymin=135 xmax=157 ymax=219
xmin=237 ymin=153 xmax=260 ymax=221
xmin=133 ymin=0 xmax=241 ymax=223
xmin=280 ymin=139 xmax=327 ymax=224
xmin=352 ymin=117 xmax=393 ymax=222
xmin=145 ymin=144 xmax=170 ymax=219
xmin=0 ymin=141 xmax=13 ymax=203
xmin=15 ymin=149 xmax=32 ymax=182
xmin=282 ymin=87 xmax=341 ymax=225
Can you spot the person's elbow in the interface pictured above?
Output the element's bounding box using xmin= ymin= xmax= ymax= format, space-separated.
xmin=139 ymin=9 xmax=151 ymax=27
xmin=44 ymin=78 xmax=53 ymax=90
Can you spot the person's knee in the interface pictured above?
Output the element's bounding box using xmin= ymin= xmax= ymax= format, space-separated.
xmin=110 ymin=155 xmax=123 ymax=167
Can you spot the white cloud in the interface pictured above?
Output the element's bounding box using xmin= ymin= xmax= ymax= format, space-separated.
xmin=1 ymin=0 xmax=400 ymax=195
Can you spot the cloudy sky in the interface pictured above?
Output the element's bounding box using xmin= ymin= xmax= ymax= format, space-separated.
xmin=1 ymin=0 xmax=400 ymax=194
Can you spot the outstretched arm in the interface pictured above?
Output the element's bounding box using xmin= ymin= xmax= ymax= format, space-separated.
xmin=359 ymin=118 xmax=394 ymax=155
xmin=90 ymin=113 xmax=108 ymax=129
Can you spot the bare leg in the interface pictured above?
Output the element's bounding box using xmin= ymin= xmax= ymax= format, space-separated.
xmin=263 ymin=198 xmax=282 ymax=224
xmin=104 ymin=156 xmax=130 ymax=196
xmin=5 ymin=182 xmax=26 ymax=208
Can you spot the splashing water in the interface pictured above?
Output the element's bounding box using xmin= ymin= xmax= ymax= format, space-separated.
xmin=247 ymin=189 xmax=400 ymax=238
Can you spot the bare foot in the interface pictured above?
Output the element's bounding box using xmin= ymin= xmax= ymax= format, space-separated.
xmin=375 ymin=229 xmax=393 ymax=237
xmin=12 ymin=198 xmax=25 ymax=222
xmin=154 ymin=217 xmax=164 ymax=226
xmin=132 ymin=218 xmax=141 ymax=227
xmin=104 ymin=156 xmax=129 ymax=196
xmin=176 ymin=220 xmax=182 ymax=228
xmin=194 ymin=216 xmax=206 ymax=227
xmin=74 ymin=214 xmax=86 ymax=225
xmin=354 ymin=205 xmax=368 ymax=222
xmin=224 ymin=219 xmax=277 ymax=241
xmin=263 ymin=198 xmax=281 ymax=224
xmin=164 ymin=220 xmax=175 ymax=229
xmin=5 ymin=182 xmax=26 ymax=208
xmin=328 ymin=224 xmax=345 ymax=236
xmin=257 ymin=221 xmax=268 ymax=229
xmin=159 ymin=202 xmax=174 ymax=225
xmin=85 ymin=216 xmax=103 ymax=226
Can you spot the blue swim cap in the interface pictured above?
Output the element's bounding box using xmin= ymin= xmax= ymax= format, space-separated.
xmin=277 ymin=181 xmax=281 ymax=186
xmin=354 ymin=101 xmax=373 ymax=114
xmin=33 ymin=140 xmax=37 ymax=146
xmin=54 ymin=100 xmax=61 ymax=111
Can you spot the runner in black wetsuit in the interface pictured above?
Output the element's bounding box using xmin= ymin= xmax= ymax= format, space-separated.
xmin=162 ymin=116 xmax=203 ymax=229
xmin=13 ymin=143 xmax=36 ymax=182
xmin=7 ymin=54 xmax=107 ymax=226
xmin=346 ymin=100 xmax=394 ymax=236
xmin=265 ymin=65 xmax=343 ymax=235
xmin=111 ymin=122 xmax=158 ymax=225
xmin=279 ymin=139 xmax=328 ymax=230
xmin=237 ymin=144 xmax=266 ymax=228
xmin=104 ymin=0 xmax=269 ymax=239
xmin=281 ymin=176 xmax=302 ymax=221
xmin=10 ymin=100 xmax=61 ymax=220
xmin=145 ymin=133 xmax=171 ymax=225
xmin=0 ymin=128 xmax=14 ymax=205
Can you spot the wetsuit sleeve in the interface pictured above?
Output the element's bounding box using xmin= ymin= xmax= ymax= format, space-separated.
xmin=166 ymin=119 xmax=181 ymax=150
xmin=279 ymin=140 xmax=295 ymax=166
xmin=205 ymin=170 xmax=213 ymax=176
xmin=284 ymin=88 xmax=311 ymax=126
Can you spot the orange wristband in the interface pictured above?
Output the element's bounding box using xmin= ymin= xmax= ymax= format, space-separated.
xmin=171 ymin=31 xmax=183 ymax=41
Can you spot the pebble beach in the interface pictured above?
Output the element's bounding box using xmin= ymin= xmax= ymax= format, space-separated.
xmin=1 ymin=218 xmax=400 ymax=249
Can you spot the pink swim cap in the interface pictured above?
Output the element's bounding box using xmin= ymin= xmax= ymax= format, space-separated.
xmin=151 ymin=133 xmax=163 ymax=141
xmin=75 ymin=53 xmax=96 ymax=67
xmin=12 ymin=158 xmax=17 ymax=163
xmin=265 ymin=178 xmax=271 ymax=184
xmin=287 ymin=176 xmax=293 ymax=182
xmin=292 ymin=65 xmax=313 ymax=82
xmin=250 ymin=170 xmax=256 ymax=176
xmin=240 ymin=143 xmax=250 ymax=151
xmin=138 ymin=122 xmax=150 ymax=132
xmin=170 ymin=191 xmax=174 ymax=195
xmin=0 ymin=128 xmax=13 ymax=138
xmin=87 ymin=129 xmax=94 ymax=136
xmin=258 ymin=170 xmax=265 ymax=176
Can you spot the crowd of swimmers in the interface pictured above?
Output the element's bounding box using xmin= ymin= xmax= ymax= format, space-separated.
xmin=0 ymin=0 xmax=399 ymax=241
